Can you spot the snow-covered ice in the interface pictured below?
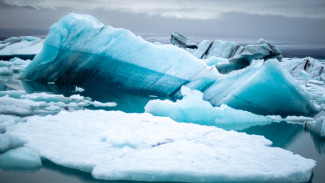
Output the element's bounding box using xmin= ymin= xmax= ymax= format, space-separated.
xmin=3 ymin=110 xmax=315 ymax=182
xmin=146 ymin=86 xmax=272 ymax=130
xmin=0 ymin=36 xmax=43 ymax=55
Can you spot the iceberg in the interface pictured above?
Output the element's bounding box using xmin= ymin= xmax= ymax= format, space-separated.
xmin=21 ymin=13 xmax=317 ymax=116
xmin=281 ymin=57 xmax=325 ymax=81
xmin=281 ymin=57 xmax=325 ymax=110
xmin=173 ymin=34 xmax=282 ymax=73
xmin=4 ymin=110 xmax=315 ymax=182
xmin=0 ymin=36 xmax=43 ymax=60
xmin=21 ymin=13 xmax=210 ymax=96
xmin=176 ymin=59 xmax=318 ymax=116
xmin=145 ymin=86 xmax=272 ymax=130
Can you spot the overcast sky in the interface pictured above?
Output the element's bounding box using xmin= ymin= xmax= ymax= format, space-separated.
xmin=0 ymin=0 xmax=325 ymax=44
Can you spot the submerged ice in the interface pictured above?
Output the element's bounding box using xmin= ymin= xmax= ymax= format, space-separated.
xmin=20 ymin=13 xmax=318 ymax=116
xmin=3 ymin=110 xmax=315 ymax=182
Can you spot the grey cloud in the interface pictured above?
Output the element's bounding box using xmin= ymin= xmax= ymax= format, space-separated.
xmin=3 ymin=0 xmax=325 ymax=19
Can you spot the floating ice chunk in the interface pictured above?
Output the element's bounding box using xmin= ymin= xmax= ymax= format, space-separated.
xmin=74 ymin=86 xmax=84 ymax=92
xmin=145 ymin=86 xmax=272 ymax=130
xmin=0 ymin=67 xmax=13 ymax=75
xmin=91 ymin=101 xmax=117 ymax=107
xmin=200 ymin=59 xmax=318 ymax=116
xmin=0 ymin=58 xmax=31 ymax=74
xmin=0 ymin=36 xmax=44 ymax=55
xmin=22 ymin=13 xmax=209 ymax=95
xmin=0 ymin=91 xmax=115 ymax=116
xmin=229 ymin=40 xmax=282 ymax=64
xmin=281 ymin=57 xmax=325 ymax=81
xmin=5 ymin=110 xmax=315 ymax=182
xmin=307 ymin=117 xmax=325 ymax=138
xmin=205 ymin=40 xmax=240 ymax=59
xmin=0 ymin=147 xmax=41 ymax=170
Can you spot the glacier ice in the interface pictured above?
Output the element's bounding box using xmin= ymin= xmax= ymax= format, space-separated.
xmin=0 ymin=36 xmax=43 ymax=56
xmin=20 ymin=13 xmax=317 ymax=116
xmin=281 ymin=57 xmax=325 ymax=110
xmin=4 ymin=110 xmax=315 ymax=182
xmin=281 ymin=57 xmax=325 ymax=81
xmin=22 ymin=13 xmax=209 ymax=96
xmin=0 ymin=147 xmax=42 ymax=171
xmin=145 ymin=86 xmax=272 ymax=130
xmin=175 ymin=59 xmax=318 ymax=116
xmin=175 ymin=35 xmax=282 ymax=73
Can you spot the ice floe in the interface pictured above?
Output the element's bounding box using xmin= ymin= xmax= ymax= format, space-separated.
xmin=3 ymin=110 xmax=315 ymax=182
xmin=145 ymin=86 xmax=272 ymax=130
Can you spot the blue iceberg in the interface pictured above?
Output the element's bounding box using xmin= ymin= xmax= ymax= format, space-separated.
xmin=22 ymin=13 xmax=318 ymax=116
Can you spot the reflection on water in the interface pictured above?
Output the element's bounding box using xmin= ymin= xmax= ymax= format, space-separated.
xmin=309 ymin=133 xmax=325 ymax=156
xmin=241 ymin=122 xmax=302 ymax=148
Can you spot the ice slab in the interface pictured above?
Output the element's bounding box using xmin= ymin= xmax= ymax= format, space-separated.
xmin=0 ymin=36 xmax=44 ymax=55
xmin=22 ymin=13 xmax=210 ymax=95
xmin=0 ymin=147 xmax=41 ymax=171
xmin=146 ymin=86 xmax=272 ymax=130
xmin=197 ymin=59 xmax=318 ymax=116
xmin=5 ymin=110 xmax=315 ymax=182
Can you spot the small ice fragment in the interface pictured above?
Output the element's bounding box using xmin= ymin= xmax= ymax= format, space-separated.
xmin=74 ymin=86 xmax=85 ymax=92
xmin=91 ymin=101 xmax=117 ymax=107
xmin=0 ymin=67 xmax=13 ymax=75
xmin=69 ymin=94 xmax=84 ymax=101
